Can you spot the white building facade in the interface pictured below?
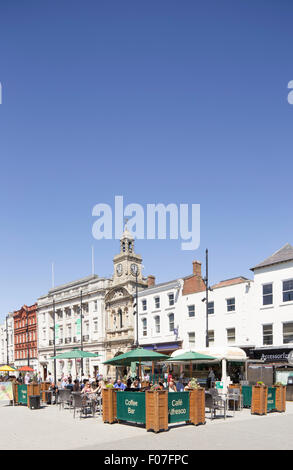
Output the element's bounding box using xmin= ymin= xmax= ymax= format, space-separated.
xmin=37 ymin=275 xmax=111 ymax=380
xmin=137 ymin=244 xmax=293 ymax=371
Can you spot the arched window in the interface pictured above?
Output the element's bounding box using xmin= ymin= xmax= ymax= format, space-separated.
xmin=128 ymin=241 xmax=132 ymax=253
xmin=122 ymin=241 xmax=126 ymax=252
xmin=169 ymin=313 xmax=174 ymax=332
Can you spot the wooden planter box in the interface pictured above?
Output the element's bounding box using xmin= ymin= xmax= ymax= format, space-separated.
xmin=40 ymin=382 xmax=50 ymax=392
xmin=187 ymin=388 xmax=206 ymax=425
xmin=145 ymin=390 xmax=168 ymax=433
xmin=102 ymin=388 xmax=117 ymax=424
xmin=12 ymin=383 xmax=18 ymax=404
xmin=274 ymin=385 xmax=286 ymax=412
xmin=229 ymin=384 xmax=242 ymax=392
xmin=251 ymin=385 xmax=268 ymax=415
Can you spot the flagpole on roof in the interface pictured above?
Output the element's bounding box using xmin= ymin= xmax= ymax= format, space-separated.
xmin=52 ymin=262 xmax=55 ymax=289
xmin=91 ymin=246 xmax=95 ymax=275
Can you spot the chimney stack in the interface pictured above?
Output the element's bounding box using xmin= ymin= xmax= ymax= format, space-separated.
xmin=147 ymin=275 xmax=155 ymax=287
xmin=192 ymin=261 xmax=202 ymax=277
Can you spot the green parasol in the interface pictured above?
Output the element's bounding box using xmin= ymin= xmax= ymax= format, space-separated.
xmin=166 ymin=351 xmax=216 ymax=377
xmin=50 ymin=349 xmax=100 ymax=359
xmin=103 ymin=347 xmax=169 ymax=366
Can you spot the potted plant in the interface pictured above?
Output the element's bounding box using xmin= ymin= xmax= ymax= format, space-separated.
xmin=274 ymin=382 xmax=286 ymax=412
xmin=185 ymin=379 xmax=205 ymax=426
xmin=251 ymin=382 xmax=268 ymax=415
xmin=145 ymin=387 xmax=168 ymax=433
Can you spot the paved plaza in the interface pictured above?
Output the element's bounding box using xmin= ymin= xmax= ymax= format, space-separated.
xmin=0 ymin=400 xmax=293 ymax=450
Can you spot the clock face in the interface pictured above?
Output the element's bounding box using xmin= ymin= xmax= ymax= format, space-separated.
xmin=116 ymin=263 xmax=123 ymax=276
xmin=131 ymin=263 xmax=138 ymax=275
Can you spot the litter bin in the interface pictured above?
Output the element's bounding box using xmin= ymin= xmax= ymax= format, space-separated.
xmin=29 ymin=395 xmax=41 ymax=409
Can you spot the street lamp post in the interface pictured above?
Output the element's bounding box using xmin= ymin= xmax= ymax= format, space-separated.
xmin=5 ymin=315 xmax=9 ymax=366
xmin=205 ymin=249 xmax=209 ymax=348
xmin=135 ymin=271 xmax=139 ymax=347
xmin=53 ymin=298 xmax=56 ymax=386
xmin=26 ymin=307 xmax=30 ymax=367
xmin=80 ymin=290 xmax=83 ymax=377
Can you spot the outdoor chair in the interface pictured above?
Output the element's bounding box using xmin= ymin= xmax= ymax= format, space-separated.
xmin=205 ymin=392 xmax=227 ymax=420
xmin=227 ymin=388 xmax=243 ymax=412
xmin=95 ymin=394 xmax=102 ymax=416
xmin=72 ymin=392 xmax=95 ymax=419
xmin=57 ymin=389 xmax=72 ymax=410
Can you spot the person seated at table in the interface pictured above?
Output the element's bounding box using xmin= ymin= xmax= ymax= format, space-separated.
xmin=176 ymin=379 xmax=184 ymax=392
xmin=61 ymin=377 xmax=68 ymax=389
xmin=184 ymin=380 xmax=192 ymax=391
xmin=168 ymin=380 xmax=177 ymax=392
xmin=81 ymin=381 xmax=94 ymax=395
xmin=126 ymin=378 xmax=132 ymax=388
xmin=96 ymin=380 xmax=106 ymax=394
xmin=73 ymin=379 xmax=80 ymax=392
xmin=65 ymin=377 xmax=74 ymax=392
xmin=131 ymin=379 xmax=141 ymax=389
xmin=158 ymin=382 xmax=165 ymax=391
xmin=114 ymin=379 xmax=126 ymax=390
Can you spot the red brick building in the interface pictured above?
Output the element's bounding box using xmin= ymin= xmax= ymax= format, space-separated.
xmin=182 ymin=261 xmax=206 ymax=295
xmin=13 ymin=304 xmax=38 ymax=370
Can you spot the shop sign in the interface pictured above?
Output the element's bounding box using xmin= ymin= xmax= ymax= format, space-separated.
xmin=288 ymin=351 xmax=293 ymax=365
xmin=215 ymin=381 xmax=223 ymax=389
xmin=76 ymin=318 xmax=81 ymax=335
xmin=267 ymin=387 xmax=276 ymax=411
xmin=253 ymin=349 xmax=291 ymax=363
xmin=168 ymin=392 xmax=189 ymax=423
xmin=17 ymin=384 xmax=28 ymax=404
xmin=116 ymin=392 xmax=146 ymax=423
xmin=0 ymin=382 xmax=13 ymax=401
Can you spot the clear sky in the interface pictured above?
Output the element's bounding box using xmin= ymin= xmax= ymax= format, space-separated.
xmin=0 ymin=0 xmax=293 ymax=321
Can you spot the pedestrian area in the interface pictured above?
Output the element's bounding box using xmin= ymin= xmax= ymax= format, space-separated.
xmin=0 ymin=401 xmax=293 ymax=450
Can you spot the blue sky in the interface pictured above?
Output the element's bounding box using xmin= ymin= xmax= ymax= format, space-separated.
xmin=0 ymin=0 xmax=293 ymax=321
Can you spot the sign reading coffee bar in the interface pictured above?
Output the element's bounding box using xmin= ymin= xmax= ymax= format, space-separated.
xmin=116 ymin=392 xmax=146 ymax=424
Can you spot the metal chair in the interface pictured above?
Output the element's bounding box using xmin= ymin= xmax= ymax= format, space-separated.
xmin=72 ymin=392 xmax=95 ymax=419
xmin=205 ymin=391 xmax=227 ymax=420
xmin=227 ymin=388 xmax=243 ymax=412
xmin=57 ymin=389 xmax=72 ymax=410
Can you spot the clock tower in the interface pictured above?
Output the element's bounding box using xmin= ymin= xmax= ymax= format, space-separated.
xmin=104 ymin=225 xmax=148 ymax=375
xmin=112 ymin=226 xmax=144 ymax=286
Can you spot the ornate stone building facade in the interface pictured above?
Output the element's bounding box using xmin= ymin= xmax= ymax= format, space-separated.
xmin=104 ymin=227 xmax=148 ymax=376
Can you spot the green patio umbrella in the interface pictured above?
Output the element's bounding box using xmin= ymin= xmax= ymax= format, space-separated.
xmin=166 ymin=351 xmax=216 ymax=377
xmin=103 ymin=347 xmax=169 ymax=379
xmin=50 ymin=349 xmax=101 ymax=378
xmin=50 ymin=350 xmax=100 ymax=359
xmin=103 ymin=347 xmax=169 ymax=366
